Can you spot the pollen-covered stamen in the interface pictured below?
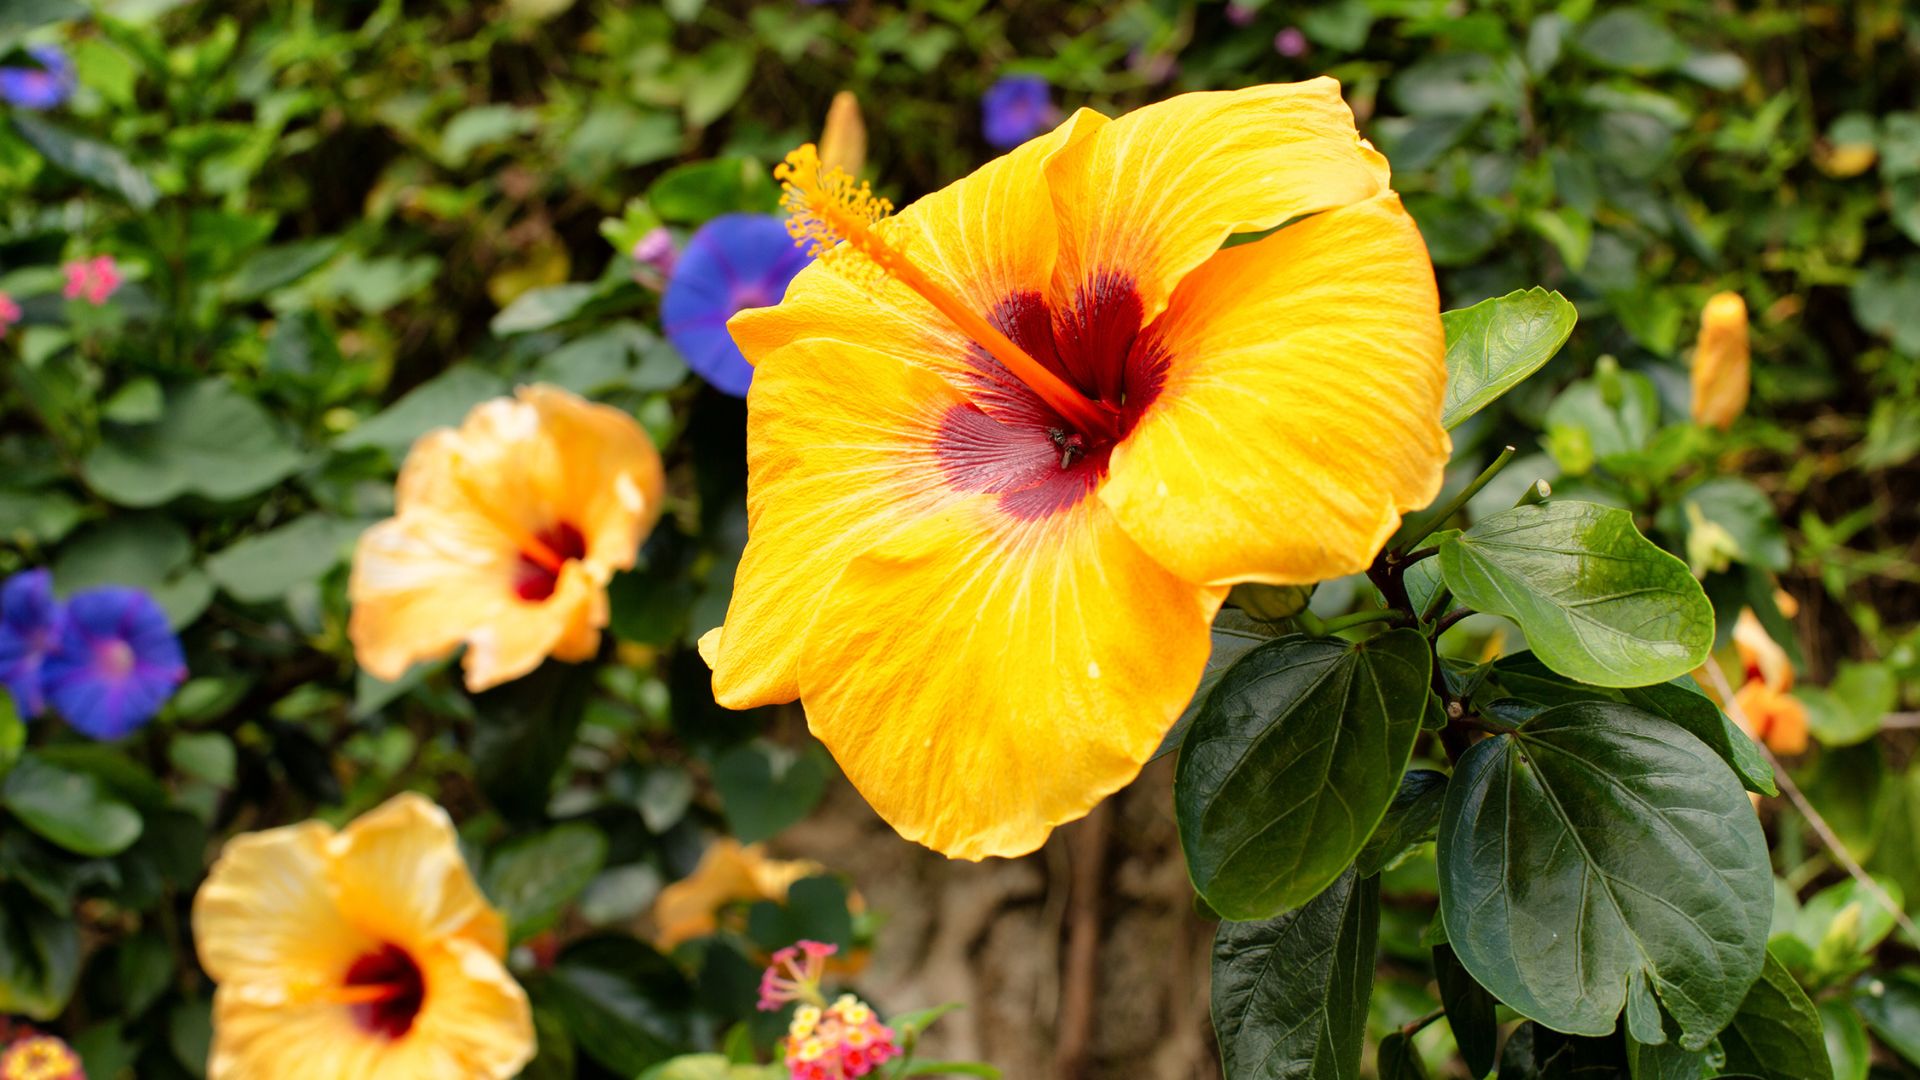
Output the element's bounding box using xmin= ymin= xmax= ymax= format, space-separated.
xmin=776 ymin=144 xmax=1120 ymax=444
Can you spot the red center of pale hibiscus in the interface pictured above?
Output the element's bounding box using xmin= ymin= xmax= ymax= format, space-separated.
xmin=343 ymin=943 xmax=427 ymax=1039
xmin=937 ymin=272 xmax=1170 ymax=520
xmin=514 ymin=522 xmax=587 ymax=601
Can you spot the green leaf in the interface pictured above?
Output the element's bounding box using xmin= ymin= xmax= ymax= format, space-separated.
xmin=1799 ymin=661 xmax=1896 ymax=747
xmin=1817 ymin=999 xmax=1871 ymax=1080
xmin=1153 ymin=610 xmax=1285 ymax=762
xmin=335 ymin=365 xmax=507 ymax=456
xmin=0 ymin=488 xmax=85 ymax=547
xmin=205 ymin=515 xmax=363 ymax=603
xmin=1434 ymin=944 xmax=1497 ymax=1077
xmin=168 ymin=732 xmax=235 ymax=788
xmin=53 ymin=513 xmax=212 ymax=630
xmin=1491 ymin=654 xmax=1776 ymax=795
xmin=1624 ymin=1029 xmax=1706 ymax=1079
xmin=1666 ymin=479 xmax=1789 ymax=573
xmin=1354 ymin=768 xmax=1448 ymax=877
xmin=1211 ymin=869 xmax=1378 ymax=1080
xmin=2 ymin=756 xmax=144 ymax=857
xmin=1376 ymin=1032 xmax=1428 ymax=1079
xmin=1720 ymin=952 xmax=1834 ymax=1080
xmin=648 ymin=158 xmax=779 ymax=224
xmin=0 ymin=0 xmax=85 ymax=34
xmin=540 ymin=935 xmax=690 ymax=1075
xmin=894 ymin=1063 xmax=1002 ymax=1078
xmin=0 ymin=889 xmax=80 ymax=1020
xmin=491 ymin=283 xmax=597 ymax=335
xmin=1438 ymin=501 xmax=1715 ymax=687
xmin=637 ymin=1055 xmax=783 ymax=1080
xmin=484 ymin=823 xmax=609 ymax=944
xmin=1543 ymin=363 xmax=1663 ymax=473
xmin=11 ymin=114 xmax=157 ymax=209
xmin=1851 ymin=969 xmax=1920 ymax=1069
xmin=1440 ymin=288 xmax=1577 ymax=430
xmin=1176 ymin=631 xmax=1430 ymax=920
xmin=1573 ymin=10 xmax=1687 ymax=73
xmin=84 ymin=379 xmax=305 ymax=507
xmin=1436 ymin=702 xmax=1772 ymax=1049
xmin=713 ymin=740 xmax=830 ymax=845
xmin=747 ymin=875 xmax=853 ymax=953
xmin=224 ymin=239 xmax=341 ymax=302
xmin=473 ymin=661 xmax=593 ymax=821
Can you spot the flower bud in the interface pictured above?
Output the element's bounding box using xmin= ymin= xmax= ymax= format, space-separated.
xmin=1690 ymin=291 xmax=1749 ymax=430
xmin=819 ymin=91 xmax=867 ymax=178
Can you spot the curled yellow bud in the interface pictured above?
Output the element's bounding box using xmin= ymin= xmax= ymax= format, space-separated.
xmin=1690 ymin=291 xmax=1749 ymax=430
xmin=819 ymin=90 xmax=867 ymax=177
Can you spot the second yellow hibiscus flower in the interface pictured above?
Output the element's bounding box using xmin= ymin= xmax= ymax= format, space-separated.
xmin=700 ymin=79 xmax=1449 ymax=859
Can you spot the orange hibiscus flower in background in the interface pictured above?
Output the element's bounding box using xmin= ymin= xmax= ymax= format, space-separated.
xmin=699 ymin=79 xmax=1449 ymax=859
xmin=192 ymin=794 xmax=534 ymax=1079
xmin=1730 ymin=606 xmax=1808 ymax=754
xmin=349 ymin=384 xmax=664 ymax=691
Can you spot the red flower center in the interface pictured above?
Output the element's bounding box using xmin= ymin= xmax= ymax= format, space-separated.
xmin=343 ymin=943 xmax=427 ymax=1039
xmin=514 ymin=522 xmax=588 ymax=601
xmin=937 ymin=273 xmax=1170 ymax=520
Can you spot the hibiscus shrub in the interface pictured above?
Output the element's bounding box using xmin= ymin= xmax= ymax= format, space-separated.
xmin=2 ymin=2 xmax=1919 ymax=1080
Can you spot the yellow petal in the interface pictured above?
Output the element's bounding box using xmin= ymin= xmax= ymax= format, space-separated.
xmin=208 ymin=989 xmax=390 ymax=1080
xmin=1690 ymin=291 xmax=1749 ymax=430
xmin=193 ymin=821 xmax=370 ymax=995
xmin=1043 ymin=79 xmax=1389 ymax=328
xmin=1100 ymin=193 xmax=1448 ymax=586
xmin=704 ymin=339 xmax=973 ymax=707
xmin=516 ymin=384 xmax=665 ymax=573
xmin=390 ymin=939 xmax=536 ymax=1079
xmin=1733 ymin=608 xmax=1793 ymax=692
xmin=330 ymin=793 xmax=507 ymax=958
xmin=797 ymin=495 xmax=1222 ymax=860
xmin=729 ymin=108 xmax=1108 ymax=405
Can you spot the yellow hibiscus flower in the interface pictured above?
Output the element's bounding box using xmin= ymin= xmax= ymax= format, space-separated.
xmin=1690 ymin=291 xmax=1750 ymax=430
xmin=192 ymin=793 xmax=535 ymax=1080
xmin=698 ymin=79 xmax=1449 ymax=859
xmin=651 ymin=837 xmax=825 ymax=950
xmin=349 ymin=383 xmax=665 ymax=691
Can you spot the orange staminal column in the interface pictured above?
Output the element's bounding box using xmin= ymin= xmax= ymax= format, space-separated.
xmin=775 ymin=144 xmax=1119 ymax=443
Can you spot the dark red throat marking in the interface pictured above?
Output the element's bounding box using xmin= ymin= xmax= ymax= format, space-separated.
xmin=936 ymin=272 xmax=1170 ymax=520
xmin=514 ymin=522 xmax=587 ymax=601
xmin=344 ymin=943 xmax=427 ymax=1039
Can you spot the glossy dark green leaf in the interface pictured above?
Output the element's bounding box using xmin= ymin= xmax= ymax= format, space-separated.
xmin=1623 ymin=1028 xmax=1705 ymax=1079
xmin=1441 ymin=287 xmax=1578 ymax=429
xmin=0 ymin=889 xmax=78 ymax=1020
xmin=1211 ymin=869 xmax=1378 ymax=1080
xmin=1435 ymin=943 xmax=1499 ymax=1078
xmin=1439 ymin=502 xmax=1714 ymax=687
xmin=1377 ymin=1032 xmax=1429 ymax=1079
xmin=484 ymin=823 xmax=609 ymax=944
xmin=1437 ymin=702 xmax=1771 ymax=1049
xmin=1852 ymin=968 xmax=1920 ymax=1069
xmin=2 ymin=756 xmax=144 ymax=857
xmin=1356 ymin=769 xmax=1449 ymax=877
xmin=472 ymin=661 xmax=593 ymax=820
xmin=1816 ymin=999 xmax=1870 ymax=1080
xmin=1176 ymin=631 xmax=1430 ymax=920
xmin=713 ymin=740 xmax=830 ymax=845
xmin=1720 ymin=952 xmax=1832 ymax=1080
xmin=84 ymin=379 xmax=304 ymax=507
xmin=1155 ymin=611 xmax=1284 ymax=762
xmin=747 ymin=875 xmax=853 ymax=953
xmin=1491 ymin=653 xmax=1775 ymax=795
xmin=539 ymin=935 xmax=690 ymax=1075
xmin=12 ymin=114 xmax=158 ymax=209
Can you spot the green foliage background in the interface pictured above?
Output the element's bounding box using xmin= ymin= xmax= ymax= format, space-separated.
xmin=1 ymin=0 xmax=1918 ymax=1077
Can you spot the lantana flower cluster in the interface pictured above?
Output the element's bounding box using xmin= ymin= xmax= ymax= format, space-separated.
xmin=758 ymin=941 xmax=898 ymax=1080
xmin=0 ymin=1027 xmax=84 ymax=1080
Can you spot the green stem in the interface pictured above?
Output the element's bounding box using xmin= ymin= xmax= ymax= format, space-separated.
xmin=1400 ymin=1008 xmax=1446 ymax=1038
xmin=1319 ymin=608 xmax=1400 ymax=634
xmin=1514 ymin=478 xmax=1552 ymax=508
xmin=1419 ymin=584 xmax=1453 ymax=625
xmin=1400 ymin=445 xmax=1517 ymax=552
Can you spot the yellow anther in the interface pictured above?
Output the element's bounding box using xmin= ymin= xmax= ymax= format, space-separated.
xmin=774 ymin=143 xmax=1119 ymax=443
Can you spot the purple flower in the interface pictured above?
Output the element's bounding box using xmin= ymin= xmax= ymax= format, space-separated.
xmin=0 ymin=570 xmax=64 ymax=718
xmin=0 ymin=45 xmax=78 ymax=111
xmin=40 ymin=587 xmax=185 ymax=740
xmin=632 ymin=227 xmax=679 ymax=279
xmin=1273 ymin=27 xmax=1309 ymax=58
xmin=661 ymin=214 xmax=811 ymax=398
xmin=981 ymin=75 xmax=1058 ymax=150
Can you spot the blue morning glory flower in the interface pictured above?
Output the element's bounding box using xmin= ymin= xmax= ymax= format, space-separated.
xmin=0 ymin=45 xmax=78 ymax=111
xmin=661 ymin=213 xmax=811 ymax=398
xmin=0 ymin=569 xmax=64 ymax=718
xmin=981 ymin=75 xmax=1058 ymax=149
xmin=40 ymin=587 xmax=186 ymax=740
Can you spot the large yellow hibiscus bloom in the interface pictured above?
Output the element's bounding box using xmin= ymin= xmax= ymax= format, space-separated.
xmin=191 ymin=794 xmax=534 ymax=1079
xmin=700 ymin=79 xmax=1449 ymax=860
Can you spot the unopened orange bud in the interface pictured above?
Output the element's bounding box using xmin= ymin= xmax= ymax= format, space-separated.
xmin=1691 ymin=291 xmax=1749 ymax=430
xmin=819 ymin=90 xmax=867 ymax=177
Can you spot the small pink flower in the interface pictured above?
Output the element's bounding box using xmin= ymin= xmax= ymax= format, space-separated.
xmin=0 ymin=292 xmax=20 ymax=338
xmin=632 ymin=227 xmax=678 ymax=278
xmin=758 ymin=939 xmax=838 ymax=1012
xmin=1273 ymin=26 xmax=1308 ymax=58
xmin=1226 ymin=2 xmax=1257 ymax=26
xmin=62 ymin=256 xmax=122 ymax=306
